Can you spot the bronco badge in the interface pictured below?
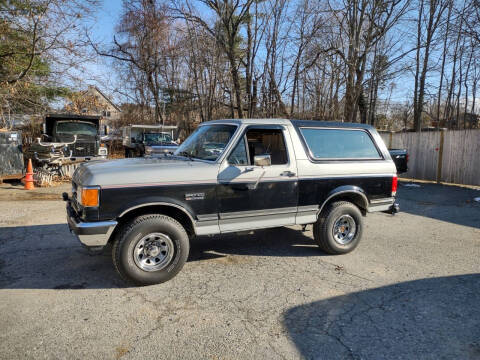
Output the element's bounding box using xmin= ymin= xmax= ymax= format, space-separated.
xmin=185 ymin=192 xmax=205 ymax=200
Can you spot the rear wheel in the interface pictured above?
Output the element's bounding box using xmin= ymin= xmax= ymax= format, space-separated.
xmin=112 ymin=214 xmax=189 ymax=285
xmin=313 ymin=201 xmax=363 ymax=254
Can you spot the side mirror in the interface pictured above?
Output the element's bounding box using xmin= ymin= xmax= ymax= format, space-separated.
xmin=254 ymin=154 xmax=271 ymax=167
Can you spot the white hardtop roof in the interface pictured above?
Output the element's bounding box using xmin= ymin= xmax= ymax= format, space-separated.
xmin=202 ymin=118 xmax=291 ymax=126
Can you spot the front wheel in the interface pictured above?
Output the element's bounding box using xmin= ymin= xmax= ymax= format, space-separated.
xmin=112 ymin=214 xmax=190 ymax=285
xmin=313 ymin=201 xmax=363 ymax=254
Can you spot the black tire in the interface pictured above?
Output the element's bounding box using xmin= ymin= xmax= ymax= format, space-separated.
xmin=313 ymin=201 xmax=363 ymax=254
xmin=112 ymin=214 xmax=189 ymax=286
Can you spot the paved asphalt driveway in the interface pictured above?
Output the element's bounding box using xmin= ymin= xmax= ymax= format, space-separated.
xmin=0 ymin=181 xmax=479 ymax=359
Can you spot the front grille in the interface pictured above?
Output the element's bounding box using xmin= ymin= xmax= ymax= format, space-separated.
xmin=69 ymin=142 xmax=95 ymax=157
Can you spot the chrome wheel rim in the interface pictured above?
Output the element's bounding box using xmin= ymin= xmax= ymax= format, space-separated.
xmin=332 ymin=215 xmax=356 ymax=245
xmin=133 ymin=233 xmax=175 ymax=272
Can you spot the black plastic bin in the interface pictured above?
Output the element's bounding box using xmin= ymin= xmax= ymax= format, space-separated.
xmin=0 ymin=131 xmax=24 ymax=182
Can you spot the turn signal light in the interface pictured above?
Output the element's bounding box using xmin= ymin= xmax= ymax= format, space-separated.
xmin=391 ymin=176 xmax=398 ymax=196
xmin=81 ymin=188 xmax=99 ymax=207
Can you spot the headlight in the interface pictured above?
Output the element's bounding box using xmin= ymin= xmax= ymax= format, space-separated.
xmin=76 ymin=186 xmax=99 ymax=207
xmin=145 ymin=146 xmax=153 ymax=155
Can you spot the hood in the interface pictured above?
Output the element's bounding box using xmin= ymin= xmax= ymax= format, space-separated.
xmin=73 ymin=156 xmax=218 ymax=187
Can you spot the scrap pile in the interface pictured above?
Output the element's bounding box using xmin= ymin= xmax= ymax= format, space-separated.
xmin=25 ymin=136 xmax=80 ymax=186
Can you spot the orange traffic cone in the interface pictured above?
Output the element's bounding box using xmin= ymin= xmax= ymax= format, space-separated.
xmin=24 ymin=159 xmax=34 ymax=190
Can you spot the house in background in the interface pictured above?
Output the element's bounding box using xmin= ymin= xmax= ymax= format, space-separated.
xmin=64 ymin=85 xmax=122 ymax=134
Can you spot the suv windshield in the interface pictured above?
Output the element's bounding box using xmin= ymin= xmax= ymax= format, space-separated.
xmin=56 ymin=121 xmax=97 ymax=136
xmin=174 ymin=124 xmax=237 ymax=161
xmin=143 ymin=133 xmax=173 ymax=145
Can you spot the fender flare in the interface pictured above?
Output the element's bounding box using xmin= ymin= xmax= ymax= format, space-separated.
xmin=118 ymin=200 xmax=196 ymax=231
xmin=317 ymin=185 xmax=369 ymax=215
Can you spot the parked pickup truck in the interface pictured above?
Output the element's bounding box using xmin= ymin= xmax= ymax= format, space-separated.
xmin=389 ymin=149 xmax=408 ymax=174
xmin=123 ymin=125 xmax=178 ymax=157
xmin=65 ymin=119 xmax=399 ymax=285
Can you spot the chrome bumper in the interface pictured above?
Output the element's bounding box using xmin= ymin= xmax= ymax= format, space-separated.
xmin=68 ymin=155 xmax=107 ymax=162
xmin=368 ymin=197 xmax=400 ymax=214
xmin=66 ymin=202 xmax=117 ymax=248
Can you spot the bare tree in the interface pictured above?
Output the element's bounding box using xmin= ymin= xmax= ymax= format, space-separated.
xmin=89 ymin=0 xmax=178 ymax=124
xmin=413 ymin=0 xmax=448 ymax=131
xmin=324 ymin=0 xmax=411 ymax=123
xmin=80 ymin=0 xmax=480 ymax=131
xmin=0 ymin=0 xmax=98 ymax=125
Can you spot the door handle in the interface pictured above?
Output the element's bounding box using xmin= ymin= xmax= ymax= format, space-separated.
xmin=280 ymin=171 xmax=295 ymax=177
xmin=243 ymin=167 xmax=255 ymax=173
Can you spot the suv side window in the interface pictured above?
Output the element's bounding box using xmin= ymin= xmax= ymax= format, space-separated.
xmin=228 ymin=136 xmax=249 ymax=165
xmin=228 ymin=128 xmax=289 ymax=166
xmin=300 ymin=128 xmax=381 ymax=160
xmin=246 ymin=128 xmax=288 ymax=165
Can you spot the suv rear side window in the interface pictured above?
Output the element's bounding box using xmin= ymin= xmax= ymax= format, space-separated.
xmin=300 ymin=128 xmax=381 ymax=160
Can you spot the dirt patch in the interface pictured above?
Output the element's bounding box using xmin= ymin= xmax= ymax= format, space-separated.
xmin=115 ymin=344 xmax=130 ymax=359
xmin=0 ymin=191 xmax=62 ymax=201
xmin=0 ymin=183 xmax=69 ymax=201
xmin=213 ymin=254 xmax=251 ymax=265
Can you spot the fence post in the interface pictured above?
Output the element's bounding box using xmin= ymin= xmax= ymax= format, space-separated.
xmin=436 ymin=129 xmax=446 ymax=183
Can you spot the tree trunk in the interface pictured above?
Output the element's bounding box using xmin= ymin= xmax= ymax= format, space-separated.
xmin=228 ymin=51 xmax=243 ymax=118
xmin=436 ymin=0 xmax=452 ymax=128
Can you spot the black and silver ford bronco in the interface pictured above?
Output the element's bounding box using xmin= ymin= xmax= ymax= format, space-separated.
xmin=65 ymin=119 xmax=399 ymax=285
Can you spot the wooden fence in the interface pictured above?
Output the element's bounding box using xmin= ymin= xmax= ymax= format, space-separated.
xmin=380 ymin=129 xmax=480 ymax=186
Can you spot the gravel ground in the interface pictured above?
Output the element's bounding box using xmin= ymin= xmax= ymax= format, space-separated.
xmin=0 ymin=181 xmax=479 ymax=359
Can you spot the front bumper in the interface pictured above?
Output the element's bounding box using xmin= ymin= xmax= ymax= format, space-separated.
xmin=68 ymin=155 xmax=107 ymax=162
xmin=66 ymin=201 xmax=117 ymax=249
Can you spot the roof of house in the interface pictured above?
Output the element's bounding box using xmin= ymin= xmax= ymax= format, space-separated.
xmin=86 ymin=86 xmax=121 ymax=112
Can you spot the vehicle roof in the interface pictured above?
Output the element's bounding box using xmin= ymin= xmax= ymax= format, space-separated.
xmin=46 ymin=113 xmax=101 ymax=121
xmin=128 ymin=124 xmax=178 ymax=129
xmin=143 ymin=131 xmax=171 ymax=134
xmin=203 ymin=118 xmax=291 ymax=126
xmin=290 ymin=119 xmax=375 ymax=130
xmin=202 ymin=118 xmax=375 ymax=130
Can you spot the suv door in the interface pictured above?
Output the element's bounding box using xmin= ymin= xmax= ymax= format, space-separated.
xmin=217 ymin=125 xmax=298 ymax=232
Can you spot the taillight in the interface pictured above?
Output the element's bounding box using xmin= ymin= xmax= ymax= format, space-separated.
xmin=406 ymin=154 xmax=409 ymax=163
xmin=391 ymin=176 xmax=398 ymax=196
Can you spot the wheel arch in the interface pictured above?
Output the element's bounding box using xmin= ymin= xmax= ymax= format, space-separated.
xmin=318 ymin=186 xmax=369 ymax=216
xmin=111 ymin=202 xmax=196 ymax=242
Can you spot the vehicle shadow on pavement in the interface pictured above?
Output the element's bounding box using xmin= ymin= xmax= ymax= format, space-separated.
xmin=189 ymin=226 xmax=323 ymax=262
xmin=398 ymin=182 xmax=480 ymax=228
xmin=0 ymin=224 xmax=125 ymax=289
xmin=283 ymin=274 xmax=480 ymax=360
xmin=0 ymin=225 xmax=319 ymax=289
